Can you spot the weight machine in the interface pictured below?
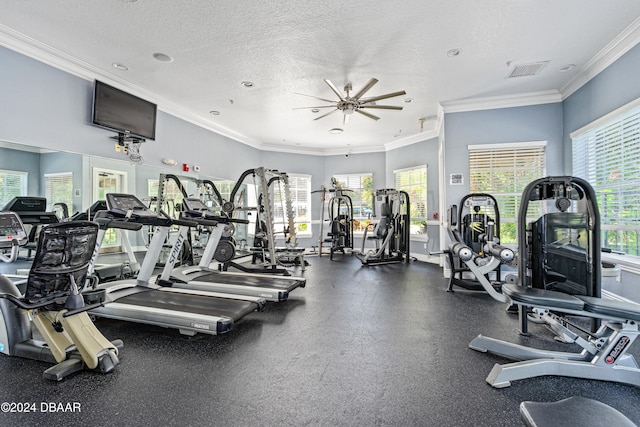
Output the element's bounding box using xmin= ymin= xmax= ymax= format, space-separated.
xmin=225 ymin=167 xmax=305 ymax=274
xmin=441 ymin=193 xmax=513 ymax=298
xmin=315 ymin=178 xmax=354 ymax=260
xmin=355 ymin=189 xmax=410 ymax=266
xmin=516 ymin=176 xmax=602 ymax=335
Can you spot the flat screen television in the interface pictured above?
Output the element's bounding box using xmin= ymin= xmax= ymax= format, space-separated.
xmin=92 ymin=80 xmax=157 ymax=140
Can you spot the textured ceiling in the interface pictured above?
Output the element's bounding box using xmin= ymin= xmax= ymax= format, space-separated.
xmin=1 ymin=0 xmax=640 ymax=154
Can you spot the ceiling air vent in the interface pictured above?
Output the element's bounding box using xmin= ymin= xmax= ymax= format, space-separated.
xmin=507 ymin=61 xmax=550 ymax=78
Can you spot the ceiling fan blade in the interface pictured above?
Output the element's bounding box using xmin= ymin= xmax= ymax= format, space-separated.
xmin=359 ymin=104 xmax=403 ymax=110
xmin=314 ymin=108 xmax=339 ymax=121
xmin=294 ymin=92 xmax=337 ymax=103
xmin=355 ymin=109 xmax=380 ymax=121
xmin=324 ymin=79 xmax=345 ymax=101
xmin=293 ymin=105 xmax=338 ymax=110
xmin=352 ymin=78 xmax=379 ymax=101
xmin=360 ymin=90 xmax=407 ymax=104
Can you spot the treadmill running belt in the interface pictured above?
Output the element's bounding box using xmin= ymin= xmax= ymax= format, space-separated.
xmin=193 ymin=274 xmax=303 ymax=291
xmin=117 ymin=290 xmax=258 ymax=320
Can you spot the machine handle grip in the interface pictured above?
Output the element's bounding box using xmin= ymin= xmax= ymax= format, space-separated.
xmin=484 ymin=243 xmax=514 ymax=263
xmin=172 ymin=218 xmax=200 ymax=228
xmin=448 ymin=242 xmax=473 ymax=261
xmin=94 ymin=217 xmax=143 ymax=231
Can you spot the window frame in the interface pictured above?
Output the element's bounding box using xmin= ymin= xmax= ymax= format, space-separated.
xmin=272 ymin=173 xmax=312 ymax=237
xmin=394 ymin=165 xmax=428 ymax=236
xmin=468 ymin=141 xmax=547 ymax=244
xmin=0 ymin=169 xmax=28 ymax=208
xmin=332 ymin=173 xmax=374 ymax=234
xmin=44 ymin=171 xmax=73 ymax=218
xmin=571 ymin=97 xmax=640 ymax=256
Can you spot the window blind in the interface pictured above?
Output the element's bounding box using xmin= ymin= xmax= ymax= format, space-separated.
xmin=572 ymin=104 xmax=640 ymax=255
xmin=468 ymin=143 xmax=546 ymax=243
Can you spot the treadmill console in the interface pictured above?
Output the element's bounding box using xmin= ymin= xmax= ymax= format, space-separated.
xmin=0 ymin=211 xmax=28 ymax=248
xmin=182 ymin=198 xmax=210 ymax=214
xmin=106 ymin=193 xmax=158 ymax=220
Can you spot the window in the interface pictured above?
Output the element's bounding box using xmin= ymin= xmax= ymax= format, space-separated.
xmin=148 ymin=178 xmax=185 ymax=217
xmin=0 ymin=169 xmax=28 ymax=207
xmin=209 ymin=179 xmax=235 ymax=209
xmin=572 ymin=100 xmax=640 ymax=255
xmin=394 ymin=166 xmax=427 ymax=235
xmin=468 ymin=142 xmax=546 ymax=244
xmin=45 ymin=172 xmax=73 ymax=219
xmin=333 ymin=173 xmax=373 ymax=233
xmin=273 ymin=174 xmax=311 ymax=236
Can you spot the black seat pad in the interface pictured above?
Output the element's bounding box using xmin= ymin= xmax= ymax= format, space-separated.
xmin=578 ymin=295 xmax=640 ymax=322
xmin=501 ymin=284 xmax=584 ymax=311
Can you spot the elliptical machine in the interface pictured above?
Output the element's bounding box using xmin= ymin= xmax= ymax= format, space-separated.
xmin=0 ymin=212 xmax=122 ymax=380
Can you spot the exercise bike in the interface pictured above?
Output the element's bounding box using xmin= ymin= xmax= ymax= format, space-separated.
xmin=0 ymin=211 xmax=122 ymax=381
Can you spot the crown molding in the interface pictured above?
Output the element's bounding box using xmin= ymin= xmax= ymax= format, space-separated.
xmin=440 ymin=90 xmax=562 ymax=114
xmin=560 ymin=16 xmax=640 ymax=99
xmin=0 ymin=24 xmax=265 ymax=150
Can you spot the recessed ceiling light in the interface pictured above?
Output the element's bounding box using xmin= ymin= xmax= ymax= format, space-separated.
xmin=328 ymin=128 xmax=343 ymax=134
xmin=404 ymin=98 xmax=413 ymax=103
xmin=559 ymin=64 xmax=575 ymax=72
xmin=446 ymin=48 xmax=462 ymax=57
xmin=241 ymin=81 xmax=254 ymax=88
xmin=311 ymin=109 xmax=320 ymax=113
xmin=112 ymin=63 xmax=128 ymax=71
xmin=153 ymin=52 xmax=174 ymax=63
xmin=209 ymin=110 xmax=220 ymax=115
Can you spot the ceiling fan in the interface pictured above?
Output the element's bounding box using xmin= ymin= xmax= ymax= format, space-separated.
xmin=295 ymin=78 xmax=406 ymax=124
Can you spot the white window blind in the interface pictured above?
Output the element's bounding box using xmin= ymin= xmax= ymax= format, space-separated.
xmin=468 ymin=142 xmax=546 ymax=243
xmin=0 ymin=170 xmax=28 ymax=208
xmin=394 ymin=165 xmax=427 ymax=235
xmin=273 ymin=174 xmax=311 ymax=235
xmin=572 ymin=103 xmax=640 ymax=255
xmin=45 ymin=172 xmax=73 ymax=217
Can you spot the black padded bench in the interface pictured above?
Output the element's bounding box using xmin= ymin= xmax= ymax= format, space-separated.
xmin=470 ymin=283 xmax=640 ymax=388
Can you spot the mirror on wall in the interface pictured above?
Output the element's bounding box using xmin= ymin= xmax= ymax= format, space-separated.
xmin=0 ymin=139 xmax=228 ymax=216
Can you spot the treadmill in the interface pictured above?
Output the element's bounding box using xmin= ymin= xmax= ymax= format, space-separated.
xmin=159 ymin=197 xmax=306 ymax=302
xmin=83 ymin=193 xmax=266 ymax=336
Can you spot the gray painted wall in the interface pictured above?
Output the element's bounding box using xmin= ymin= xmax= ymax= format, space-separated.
xmin=563 ymin=43 xmax=640 ymax=173
xmin=443 ymin=103 xmax=565 ymax=210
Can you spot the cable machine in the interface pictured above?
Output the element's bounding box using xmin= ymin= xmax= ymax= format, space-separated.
xmin=356 ymin=188 xmax=410 ymax=266
xmin=516 ymin=176 xmax=601 ymax=335
xmin=319 ymin=178 xmax=354 ymax=260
